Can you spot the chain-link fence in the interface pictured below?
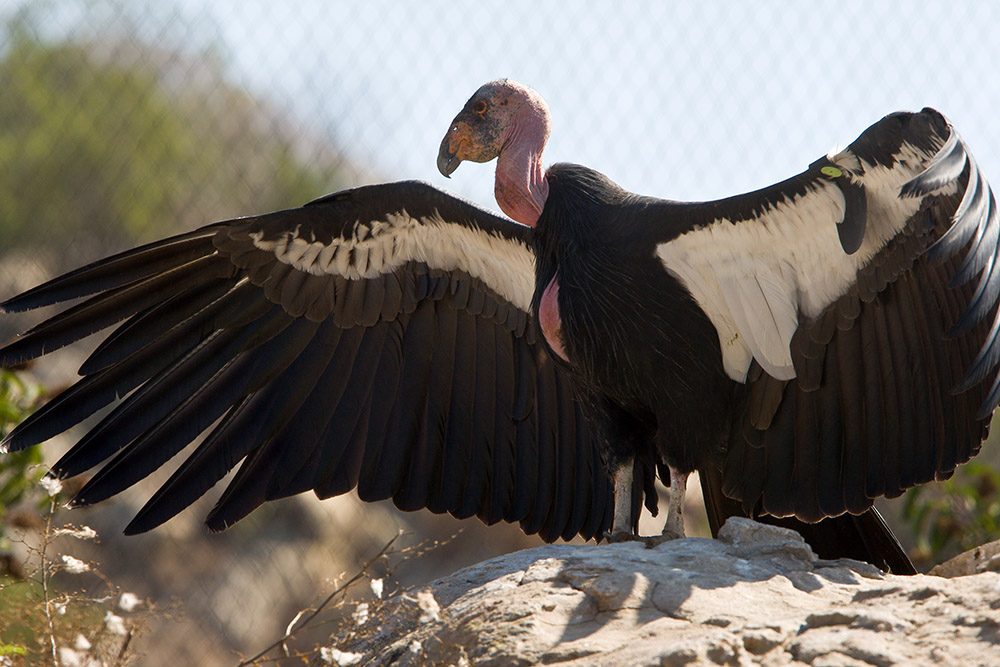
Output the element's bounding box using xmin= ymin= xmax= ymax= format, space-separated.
xmin=1 ymin=1 xmax=999 ymax=664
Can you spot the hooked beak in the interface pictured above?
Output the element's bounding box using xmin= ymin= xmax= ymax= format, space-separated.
xmin=437 ymin=139 xmax=462 ymax=178
xmin=437 ymin=118 xmax=476 ymax=178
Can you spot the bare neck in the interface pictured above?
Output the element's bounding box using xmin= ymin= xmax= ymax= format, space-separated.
xmin=494 ymin=107 xmax=550 ymax=227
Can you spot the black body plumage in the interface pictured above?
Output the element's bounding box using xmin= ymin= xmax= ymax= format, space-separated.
xmin=532 ymin=164 xmax=735 ymax=474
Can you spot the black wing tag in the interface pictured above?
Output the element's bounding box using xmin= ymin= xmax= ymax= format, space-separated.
xmin=811 ymin=157 xmax=868 ymax=255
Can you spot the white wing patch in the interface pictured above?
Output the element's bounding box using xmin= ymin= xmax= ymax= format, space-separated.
xmin=657 ymin=139 xmax=958 ymax=383
xmin=249 ymin=210 xmax=536 ymax=313
xmin=719 ymin=260 xmax=799 ymax=380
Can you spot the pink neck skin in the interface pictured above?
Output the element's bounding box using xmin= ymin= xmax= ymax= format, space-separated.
xmin=494 ymin=106 xmax=550 ymax=227
xmin=538 ymin=274 xmax=567 ymax=360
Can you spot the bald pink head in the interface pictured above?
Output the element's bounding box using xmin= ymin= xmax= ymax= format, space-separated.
xmin=438 ymin=80 xmax=551 ymax=227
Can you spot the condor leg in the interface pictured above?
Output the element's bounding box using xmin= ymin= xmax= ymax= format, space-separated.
xmin=661 ymin=465 xmax=688 ymax=540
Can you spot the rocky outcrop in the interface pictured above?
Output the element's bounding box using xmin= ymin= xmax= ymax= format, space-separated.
xmin=324 ymin=519 xmax=1000 ymax=666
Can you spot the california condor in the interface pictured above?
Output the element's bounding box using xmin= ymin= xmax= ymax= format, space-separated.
xmin=4 ymin=80 xmax=997 ymax=574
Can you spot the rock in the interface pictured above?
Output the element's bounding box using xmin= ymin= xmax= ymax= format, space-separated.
xmin=929 ymin=538 xmax=1000 ymax=578
xmin=321 ymin=518 xmax=1000 ymax=666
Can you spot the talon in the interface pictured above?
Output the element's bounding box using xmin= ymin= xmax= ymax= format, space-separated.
xmin=603 ymin=530 xmax=635 ymax=543
xmin=661 ymin=527 xmax=685 ymax=541
xmin=603 ymin=530 xmax=680 ymax=548
xmin=646 ymin=530 xmax=684 ymax=549
xmin=642 ymin=533 xmax=681 ymax=549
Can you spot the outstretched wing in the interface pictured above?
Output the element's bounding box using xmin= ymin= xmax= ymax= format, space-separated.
xmin=655 ymin=109 xmax=999 ymax=521
xmin=0 ymin=180 xmax=612 ymax=542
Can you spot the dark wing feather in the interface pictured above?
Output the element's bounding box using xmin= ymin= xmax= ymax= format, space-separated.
xmin=1 ymin=180 xmax=612 ymax=542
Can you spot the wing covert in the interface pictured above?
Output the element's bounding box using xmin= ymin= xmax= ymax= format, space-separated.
xmin=656 ymin=109 xmax=981 ymax=384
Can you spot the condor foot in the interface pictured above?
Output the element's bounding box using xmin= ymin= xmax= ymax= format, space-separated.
xmin=602 ymin=530 xmax=683 ymax=548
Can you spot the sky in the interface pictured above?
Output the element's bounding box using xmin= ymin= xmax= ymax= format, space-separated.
xmin=22 ymin=0 xmax=1000 ymax=212
xmin=186 ymin=1 xmax=1000 ymax=206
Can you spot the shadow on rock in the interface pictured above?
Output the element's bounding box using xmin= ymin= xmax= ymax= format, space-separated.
xmin=326 ymin=518 xmax=1000 ymax=666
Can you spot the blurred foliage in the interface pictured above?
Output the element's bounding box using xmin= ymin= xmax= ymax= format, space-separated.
xmin=0 ymin=9 xmax=346 ymax=271
xmin=903 ymin=462 xmax=1000 ymax=567
xmin=0 ymin=29 xmax=193 ymax=248
xmin=0 ymin=369 xmax=46 ymax=539
xmin=0 ymin=7 xmax=349 ymax=525
xmin=0 ymin=579 xmax=107 ymax=664
xmin=0 ymin=364 xmax=143 ymax=664
xmin=0 ymin=8 xmax=361 ymax=664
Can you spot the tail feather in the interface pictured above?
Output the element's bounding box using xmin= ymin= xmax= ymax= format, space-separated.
xmin=700 ymin=465 xmax=915 ymax=575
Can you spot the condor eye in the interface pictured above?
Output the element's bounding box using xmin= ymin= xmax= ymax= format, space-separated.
xmin=473 ymin=100 xmax=488 ymax=115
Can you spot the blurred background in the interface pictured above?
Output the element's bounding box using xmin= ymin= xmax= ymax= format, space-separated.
xmin=0 ymin=1 xmax=998 ymax=664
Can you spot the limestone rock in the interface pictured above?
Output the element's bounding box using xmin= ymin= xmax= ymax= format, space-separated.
xmin=322 ymin=518 xmax=1000 ymax=666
